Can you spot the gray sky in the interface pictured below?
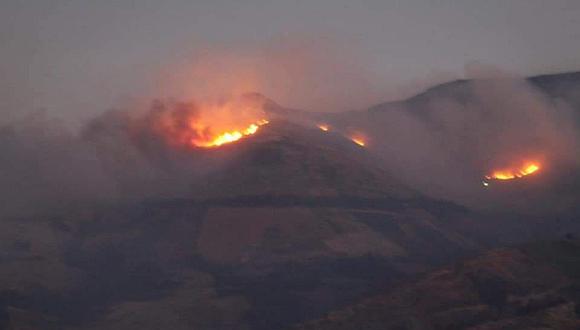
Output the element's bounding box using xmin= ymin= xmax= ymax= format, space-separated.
xmin=2 ymin=0 xmax=580 ymax=125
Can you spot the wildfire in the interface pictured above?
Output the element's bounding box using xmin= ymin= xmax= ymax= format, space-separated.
xmin=148 ymin=96 xmax=271 ymax=149
xmin=352 ymin=138 xmax=365 ymax=147
xmin=316 ymin=123 xmax=367 ymax=147
xmin=485 ymin=161 xmax=541 ymax=181
xmin=349 ymin=135 xmax=366 ymax=147
xmin=191 ymin=119 xmax=269 ymax=148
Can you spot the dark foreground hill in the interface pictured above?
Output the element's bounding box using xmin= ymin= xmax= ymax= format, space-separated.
xmin=295 ymin=238 xmax=580 ymax=330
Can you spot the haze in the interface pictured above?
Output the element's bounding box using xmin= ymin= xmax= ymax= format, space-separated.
xmin=2 ymin=0 xmax=580 ymax=125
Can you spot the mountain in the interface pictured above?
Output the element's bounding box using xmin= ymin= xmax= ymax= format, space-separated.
xmin=0 ymin=118 xmax=493 ymax=330
xmin=350 ymin=71 xmax=580 ymax=116
xmin=316 ymin=71 xmax=580 ymax=215
xmin=1 ymin=71 xmax=580 ymax=330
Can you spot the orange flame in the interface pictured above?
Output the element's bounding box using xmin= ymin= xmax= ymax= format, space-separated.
xmin=191 ymin=119 xmax=269 ymax=148
xmin=485 ymin=161 xmax=541 ymax=180
xmin=149 ymin=96 xmax=269 ymax=149
xmin=348 ymin=133 xmax=367 ymax=147
xmin=351 ymin=138 xmax=366 ymax=147
xmin=318 ymin=124 xmax=330 ymax=132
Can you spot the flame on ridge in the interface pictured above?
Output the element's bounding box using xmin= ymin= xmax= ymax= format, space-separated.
xmin=191 ymin=119 xmax=269 ymax=148
xmin=485 ymin=161 xmax=541 ymax=181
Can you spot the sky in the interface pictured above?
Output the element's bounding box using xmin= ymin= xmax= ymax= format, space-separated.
xmin=2 ymin=0 xmax=580 ymax=125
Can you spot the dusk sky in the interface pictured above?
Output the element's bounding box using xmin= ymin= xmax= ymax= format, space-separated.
xmin=2 ymin=0 xmax=580 ymax=125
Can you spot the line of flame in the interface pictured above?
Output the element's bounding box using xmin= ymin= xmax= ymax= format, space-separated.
xmin=485 ymin=163 xmax=540 ymax=180
xmin=192 ymin=119 xmax=269 ymax=148
xmin=316 ymin=123 xmax=366 ymax=147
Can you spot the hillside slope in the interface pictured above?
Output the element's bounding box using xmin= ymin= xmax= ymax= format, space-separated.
xmin=295 ymin=238 xmax=580 ymax=330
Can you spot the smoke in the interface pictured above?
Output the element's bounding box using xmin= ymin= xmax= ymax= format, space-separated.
xmin=150 ymin=37 xmax=390 ymax=113
xmin=0 ymin=60 xmax=348 ymax=219
xmin=0 ymin=111 xmax=116 ymax=217
xmin=348 ymin=74 xmax=580 ymax=210
xmin=2 ymin=51 xmax=580 ymax=218
xmin=0 ymin=98 xmax=261 ymax=218
xmin=0 ymin=36 xmax=465 ymax=219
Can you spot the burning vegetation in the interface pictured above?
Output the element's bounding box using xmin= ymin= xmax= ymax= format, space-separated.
xmin=191 ymin=119 xmax=269 ymax=148
xmin=484 ymin=160 xmax=541 ymax=181
xmin=349 ymin=134 xmax=367 ymax=147
xmin=316 ymin=123 xmax=367 ymax=147
xmin=146 ymin=97 xmax=269 ymax=149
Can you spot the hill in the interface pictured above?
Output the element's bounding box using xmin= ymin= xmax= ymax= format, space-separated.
xmin=295 ymin=238 xmax=580 ymax=330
